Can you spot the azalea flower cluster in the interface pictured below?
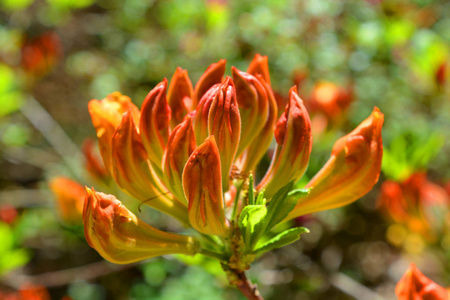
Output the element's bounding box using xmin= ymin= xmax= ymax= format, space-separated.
xmin=83 ymin=54 xmax=384 ymax=278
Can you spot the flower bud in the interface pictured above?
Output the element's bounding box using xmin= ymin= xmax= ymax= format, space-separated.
xmin=193 ymin=84 xmax=221 ymax=145
xmin=49 ymin=177 xmax=86 ymax=223
xmin=88 ymin=92 xmax=140 ymax=174
xmin=286 ymin=108 xmax=384 ymax=219
xmin=235 ymin=75 xmax=278 ymax=172
xmin=83 ymin=188 xmax=199 ymax=264
xmin=395 ymin=264 xmax=449 ymax=300
xmin=208 ymin=77 xmax=241 ymax=190
xmin=183 ymin=136 xmax=229 ymax=236
xmin=194 ymin=59 xmax=226 ymax=102
xmin=162 ymin=114 xmax=196 ymax=203
xmin=232 ymin=67 xmax=268 ymax=156
xmin=140 ymin=80 xmax=171 ymax=168
xmin=247 ymin=54 xmax=271 ymax=86
xmin=257 ymin=87 xmax=312 ymax=199
xmin=112 ymin=111 xmax=188 ymax=224
xmin=168 ymin=67 xmax=195 ymax=127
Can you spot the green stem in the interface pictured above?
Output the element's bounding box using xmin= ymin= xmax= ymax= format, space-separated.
xmin=231 ymin=180 xmax=244 ymax=221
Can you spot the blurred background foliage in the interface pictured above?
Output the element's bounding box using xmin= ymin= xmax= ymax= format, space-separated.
xmin=0 ymin=0 xmax=449 ymax=299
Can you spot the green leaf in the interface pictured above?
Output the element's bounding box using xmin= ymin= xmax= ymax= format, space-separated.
xmin=238 ymin=205 xmax=267 ymax=248
xmin=264 ymin=182 xmax=296 ymax=230
xmin=253 ymin=227 xmax=309 ymax=255
xmin=255 ymin=189 xmax=266 ymax=206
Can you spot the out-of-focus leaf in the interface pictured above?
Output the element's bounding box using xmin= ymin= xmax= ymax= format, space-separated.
xmin=0 ymin=0 xmax=33 ymax=11
xmin=0 ymin=64 xmax=24 ymax=116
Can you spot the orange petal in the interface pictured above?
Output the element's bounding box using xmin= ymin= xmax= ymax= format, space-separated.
xmin=208 ymin=77 xmax=241 ymax=190
xmin=193 ymin=83 xmax=221 ymax=145
xmin=247 ymin=54 xmax=271 ymax=86
xmin=49 ymin=177 xmax=86 ymax=223
xmin=182 ymin=136 xmax=229 ymax=236
xmin=286 ymin=107 xmax=384 ymax=219
xmin=112 ymin=111 xmax=188 ymax=224
xmin=83 ymin=188 xmax=199 ymax=264
xmin=162 ymin=114 xmax=197 ymax=203
xmin=194 ymin=59 xmax=226 ymax=102
xmin=257 ymin=86 xmax=312 ymax=199
xmin=395 ymin=263 xmax=449 ymax=300
xmin=139 ymin=80 xmax=171 ymax=168
xmin=235 ymin=75 xmax=278 ymax=173
xmin=168 ymin=67 xmax=195 ymax=127
xmin=232 ymin=67 xmax=269 ymax=156
xmin=88 ymin=92 xmax=140 ymax=174
xmin=82 ymin=138 xmax=110 ymax=183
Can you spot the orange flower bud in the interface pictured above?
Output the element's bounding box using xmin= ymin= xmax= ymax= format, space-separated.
xmin=194 ymin=59 xmax=226 ymax=102
xmin=162 ymin=114 xmax=196 ymax=203
xmin=207 ymin=77 xmax=241 ymax=190
xmin=247 ymin=54 xmax=271 ymax=86
xmin=139 ymin=80 xmax=171 ymax=168
xmin=257 ymin=87 xmax=312 ymax=199
xmin=286 ymin=107 xmax=384 ymax=219
xmin=83 ymin=188 xmax=199 ymax=264
xmin=88 ymin=92 xmax=140 ymax=174
xmin=193 ymin=83 xmax=221 ymax=145
xmin=235 ymin=75 xmax=278 ymax=173
xmin=183 ymin=136 xmax=229 ymax=236
xmin=395 ymin=264 xmax=449 ymax=300
xmin=111 ymin=111 xmax=188 ymax=224
xmin=167 ymin=67 xmax=195 ymax=127
xmin=232 ymin=67 xmax=269 ymax=156
xmin=49 ymin=177 xmax=86 ymax=223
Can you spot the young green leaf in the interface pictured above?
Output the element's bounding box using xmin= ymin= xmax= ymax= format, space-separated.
xmin=264 ymin=181 xmax=296 ymax=230
xmin=238 ymin=205 xmax=267 ymax=249
xmin=253 ymin=227 xmax=309 ymax=255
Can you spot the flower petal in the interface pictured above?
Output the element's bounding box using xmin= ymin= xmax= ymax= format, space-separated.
xmin=231 ymin=67 xmax=268 ymax=156
xmin=140 ymin=80 xmax=171 ymax=168
xmin=194 ymin=59 xmax=226 ymax=102
xmin=208 ymin=77 xmax=241 ymax=190
xmin=235 ymin=75 xmax=278 ymax=173
xmin=168 ymin=67 xmax=195 ymax=127
xmin=257 ymin=86 xmax=312 ymax=199
xmin=162 ymin=114 xmax=196 ymax=203
xmin=88 ymin=92 xmax=140 ymax=174
xmin=49 ymin=177 xmax=86 ymax=223
xmin=286 ymin=107 xmax=384 ymax=219
xmin=183 ymin=136 xmax=229 ymax=236
xmin=83 ymin=188 xmax=199 ymax=264
xmin=247 ymin=54 xmax=271 ymax=86
xmin=112 ymin=111 xmax=188 ymax=224
xmin=395 ymin=263 xmax=449 ymax=300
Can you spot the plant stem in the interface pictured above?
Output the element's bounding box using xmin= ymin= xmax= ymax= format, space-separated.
xmin=199 ymin=248 xmax=227 ymax=261
xmin=233 ymin=269 xmax=264 ymax=300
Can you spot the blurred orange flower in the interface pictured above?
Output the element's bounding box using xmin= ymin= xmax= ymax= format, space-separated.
xmin=396 ymin=263 xmax=449 ymax=300
xmin=49 ymin=177 xmax=86 ymax=223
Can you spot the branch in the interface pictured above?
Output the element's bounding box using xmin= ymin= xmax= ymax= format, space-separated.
xmin=234 ymin=270 xmax=264 ymax=300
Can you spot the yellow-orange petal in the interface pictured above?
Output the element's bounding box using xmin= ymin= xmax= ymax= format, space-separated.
xmin=395 ymin=263 xmax=448 ymax=300
xmin=232 ymin=67 xmax=269 ymax=156
xmin=286 ymin=107 xmax=384 ymax=219
xmin=83 ymin=188 xmax=199 ymax=264
xmin=88 ymin=92 xmax=140 ymax=174
xmin=139 ymin=80 xmax=171 ymax=168
xmin=49 ymin=177 xmax=86 ymax=223
xmin=194 ymin=59 xmax=226 ymax=102
xmin=168 ymin=67 xmax=195 ymax=127
xmin=182 ymin=136 xmax=229 ymax=236
xmin=208 ymin=77 xmax=241 ymax=190
xmin=162 ymin=114 xmax=196 ymax=203
xmin=247 ymin=54 xmax=271 ymax=86
xmin=112 ymin=111 xmax=188 ymax=224
xmin=257 ymin=86 xmax=312 ymax=199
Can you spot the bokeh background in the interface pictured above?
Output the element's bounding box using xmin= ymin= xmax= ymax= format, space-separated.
xmin=0 ymin=0 xmax=449 ymax=299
